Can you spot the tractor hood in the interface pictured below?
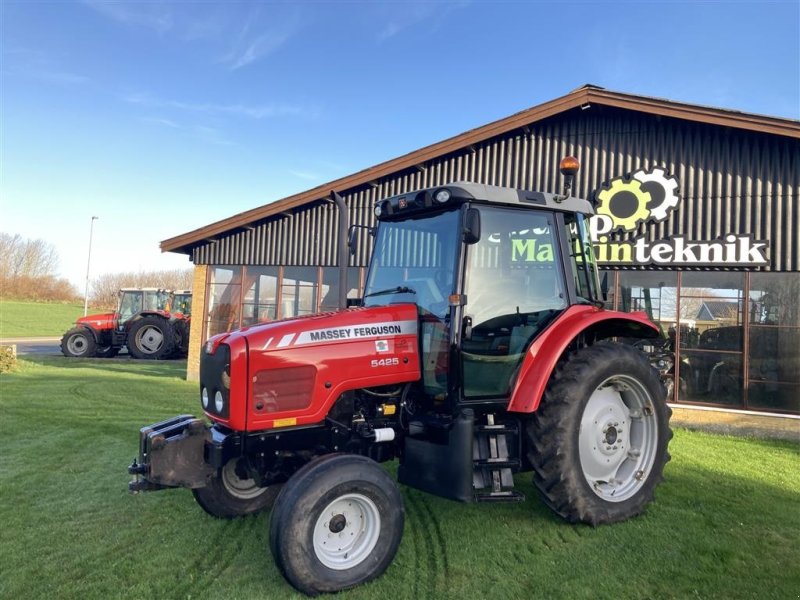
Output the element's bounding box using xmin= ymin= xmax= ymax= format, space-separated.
xmin=76 ymin=313 xmax=116 ymax=330
xmin=202 ymin=305 xmax=422 ymax=431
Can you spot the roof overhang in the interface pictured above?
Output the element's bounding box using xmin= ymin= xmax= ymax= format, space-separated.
xmin=162 ymin=85 xmax=800 ymax=255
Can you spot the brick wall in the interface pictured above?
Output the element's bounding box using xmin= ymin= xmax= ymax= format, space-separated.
xmin=186 ymin=264 xmax=208 ymax=382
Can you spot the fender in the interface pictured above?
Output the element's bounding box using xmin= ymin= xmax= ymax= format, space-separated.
xmin=507 ymin=305 xmax=659 ymax=413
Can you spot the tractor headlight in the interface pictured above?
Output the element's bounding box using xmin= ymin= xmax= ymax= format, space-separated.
xmin=434 ymin=188 xmax=451 ymax=203
xmin=374 ymin=203 xmax=383 ymax=217
xmin=214 ymin=390 xmax=224 ymax=413
xmin=201 ymin=387 xmax=209 ymax=409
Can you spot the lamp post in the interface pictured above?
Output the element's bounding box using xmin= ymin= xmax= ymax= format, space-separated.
xmin=84 ymin=216 xmax=98 ymax=316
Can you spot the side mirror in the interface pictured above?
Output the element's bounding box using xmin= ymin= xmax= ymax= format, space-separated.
xmin=348 ymin=225 xmax=375 ymax=256
xmin=348 ymin=226 xmax=358 ymax=256
xmin=464 ymin=208 xmax=481 ymax=245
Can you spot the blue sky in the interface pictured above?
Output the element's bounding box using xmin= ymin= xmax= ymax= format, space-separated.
xmin=2 ymin=0 xmax=798 ymax=290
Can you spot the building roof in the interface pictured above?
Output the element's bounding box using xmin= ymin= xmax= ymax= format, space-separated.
xmin=162 ymin=84 xmax=800 ymax=255
xmin=696 ymin=300 xmax=741 ymax=321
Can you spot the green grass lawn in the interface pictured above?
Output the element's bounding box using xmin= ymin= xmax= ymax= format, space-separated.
xmin=1 ymin=357 xmax=798 ymax=599
xmin=0 ymin=300 xmax=85 ymax=337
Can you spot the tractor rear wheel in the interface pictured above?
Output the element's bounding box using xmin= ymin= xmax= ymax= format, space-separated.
xmin=127 ymin=316 xmax=175 ymax=360
xmin=61 ymin=327 xmax=97 ymax=358
xmin=526 ymin=341 xmax=672 ymax=525
xmin=192 ymin=459 xmax=281 ymax=519
xmin=269 ymin=454 xmax=404 ymax=595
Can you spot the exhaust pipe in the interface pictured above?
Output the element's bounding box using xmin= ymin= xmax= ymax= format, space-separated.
xmin=330 ymin=191 xmax=349 ymax=310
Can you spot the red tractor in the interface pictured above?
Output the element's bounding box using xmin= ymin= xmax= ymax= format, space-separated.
xmin=129 ymin=159 xmax=671 ymax=595
xmin=61 ymin=288 xmax=191 ymax=360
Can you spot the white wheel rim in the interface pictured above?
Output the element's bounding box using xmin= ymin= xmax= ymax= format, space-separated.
xmin=67 ymin=334 xmax=88 ymax=355
xmin=220 ymin=461 xmax=269 ymax=500
xmin=579 ymin=375 xmax=659 ymax=503
xmin=313 ymin=493 xmax=381 ymax=570
xmin=135 ymin=326 xmax=164 ymax=353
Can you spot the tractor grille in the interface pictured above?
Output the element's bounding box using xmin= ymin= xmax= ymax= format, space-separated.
xmin=199 ymin=343 xmax=231 ymax=419
xmin=252 ymin=365 xmax=316 ymax=414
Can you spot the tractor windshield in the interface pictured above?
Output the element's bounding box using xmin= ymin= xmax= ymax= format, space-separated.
xmin=364 ymin=209 xmax=460 ymax=318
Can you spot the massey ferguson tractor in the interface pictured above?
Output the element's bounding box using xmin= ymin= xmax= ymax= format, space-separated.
xmin=61 ymin=288 xmax=191 ymax=359
xmin=129 ymin=158 xmax=671 ymax=595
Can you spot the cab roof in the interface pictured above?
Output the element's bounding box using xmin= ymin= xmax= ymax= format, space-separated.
xmin=376 ymin=181 xmax=594 ymax=221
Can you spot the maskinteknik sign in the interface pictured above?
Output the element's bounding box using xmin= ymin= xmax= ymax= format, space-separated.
xmin=590 ymin=167 xmax=769 ymax=267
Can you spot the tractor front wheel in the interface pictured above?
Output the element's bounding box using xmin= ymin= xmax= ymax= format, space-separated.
xmin=127 ymin=316 xmax=175 ymax=360
xmin=526 ymin=341 xmax=672 ymax=525
xmin=61 ymin=327 xmax=97 ymax=358
xmin=192 ymin=459 xmax=280 ymax=519
xmin=269 ymin=454 xmax=404 ymax=596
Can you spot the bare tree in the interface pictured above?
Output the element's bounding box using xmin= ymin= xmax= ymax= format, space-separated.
xmin=0 ymin=233 xmax=76 ymax=301
xmin=91 ymin=269 xmax=194 ymax=308
xmin=0 ymin=233 xmax=59 ymax=279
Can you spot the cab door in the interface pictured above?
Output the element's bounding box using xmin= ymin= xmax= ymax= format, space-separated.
xmin=460 ymin=206 xmax=568 ymax=400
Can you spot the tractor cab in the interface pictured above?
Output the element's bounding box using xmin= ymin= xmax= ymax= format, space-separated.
xmin=363 ymin=181 xmax=601 ymax=405
xmin=117 ymin=288 xmax=171 ymax=327
xmin=171 ymin=290 xmax=193 ymax=317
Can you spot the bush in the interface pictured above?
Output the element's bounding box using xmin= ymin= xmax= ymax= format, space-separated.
xmin=0 ymin=345 xmax=18 ymax=373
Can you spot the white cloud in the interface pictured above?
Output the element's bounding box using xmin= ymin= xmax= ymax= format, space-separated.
xmin=288 ymin=169 xmax=320 ymax=181
xmin=82 ymin=0 xmax=174 ymax=35
xmin=124 ymin=92 xmax=317 ymax=119
xmin=220 ymin=8 xmax=300 ymax=70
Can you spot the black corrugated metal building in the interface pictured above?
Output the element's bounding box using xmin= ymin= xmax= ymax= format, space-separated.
xmin=165 ymin=85 xmax=800 ymax=414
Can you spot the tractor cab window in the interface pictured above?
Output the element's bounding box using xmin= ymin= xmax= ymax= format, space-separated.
xmin=118 ymin=292 xmax=144 ymax=323
xmin=364 ymin=209 xmax=460 ymax=399
xmin=564 ymin=213 xmax=601 ymax=304
xmin=462 ymin=207 xmax=567 ymax=398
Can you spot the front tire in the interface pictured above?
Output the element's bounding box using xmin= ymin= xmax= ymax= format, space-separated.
xmin=192 ymin=459 xmax=280 ymax=519
xmin=269 ymin=454 xmax=405 ymax=596
xmin=127 ymin=316 xmax=175 ymax=360
xmin=526 ymin=341 xmax=672 ymax=525
xmin=61 ymin=327 xmax=96 ymax=358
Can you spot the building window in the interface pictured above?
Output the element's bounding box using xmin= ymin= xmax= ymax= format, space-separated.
xmin=241 ymin=267 xmax=279 ymax=327
xmin=747 ymin=273 xmax=800 ymax=412
xmin=678 ymin=272 xmax=745 ymax=408
xmin=206 ymin=266 xmax=242 ymax=338
xmin=281 ymin=267 xmax=318 ymax=318
xmin=319 ymin=267 xmax=362 ymax=312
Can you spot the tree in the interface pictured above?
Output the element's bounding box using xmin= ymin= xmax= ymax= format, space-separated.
xmin=0 ymin=233 xmax=59 ymax=280
xmin=0 ymin=232 xmax=77 ymax=301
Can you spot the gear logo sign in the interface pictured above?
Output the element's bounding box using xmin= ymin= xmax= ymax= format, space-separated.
xmin=595 ymin=167 xmax=680 ymax=232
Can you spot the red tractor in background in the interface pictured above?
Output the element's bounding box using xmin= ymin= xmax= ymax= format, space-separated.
xmin=61 ymin=288 xmax=191 ymax=360
xmin=129 ymin=159 xmax=672 ymax=595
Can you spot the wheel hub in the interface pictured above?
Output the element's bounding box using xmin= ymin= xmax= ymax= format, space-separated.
xmin=579 ymin=375 xmax=659 ymax=503
xmin=313 ymin=493 xmax=381 ymax=570
xmin=329 ymin=514 xmax=347 ymax=533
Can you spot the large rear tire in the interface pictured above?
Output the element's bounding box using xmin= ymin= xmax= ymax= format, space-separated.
xmin=526 ymin=341 xmax=672 ymax=525
xmin=127 ymin=316 xmax=175 ymax=360
xmin=192 ymin=459 xmax=281 ymax=519
xmin=60 ymin=327 xmax=96 ymax=358
xmin=269 ymin=454 xmax=405 ymax=596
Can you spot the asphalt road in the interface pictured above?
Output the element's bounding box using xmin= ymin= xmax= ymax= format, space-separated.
xmin=0 ymin=337 xmax=63 ymax=356
xmin=0 ymin=337 xmax=133 ymax=358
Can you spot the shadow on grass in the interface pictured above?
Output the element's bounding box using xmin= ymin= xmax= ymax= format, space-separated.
xmin=21 ymin=355 xmax=188 ymax=380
